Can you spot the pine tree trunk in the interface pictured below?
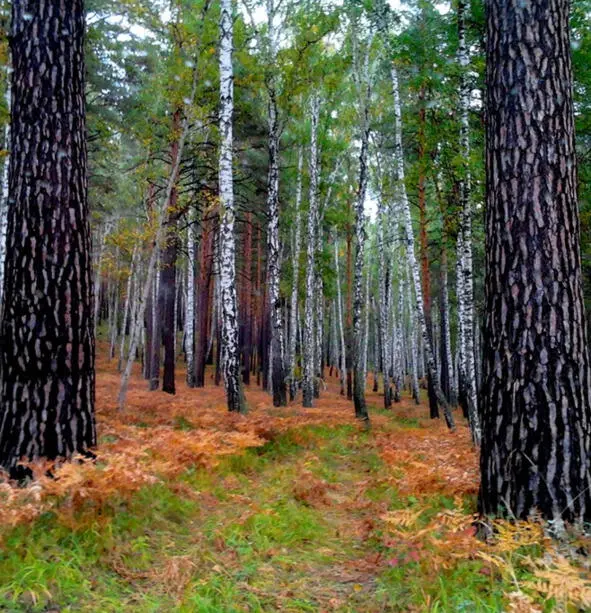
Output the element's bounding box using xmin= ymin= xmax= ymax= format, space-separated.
xmin=194 ymin=214 xmax=214 ymax=387
xmin=160 ymin=232 xmax=178 ymax=395
xmin=479 ymin=0 xmax=591 ymax=523
xmin=149 ymin=262 xmax=161 ymax=391
xmin=0 ymin=0 xmax=96 ymax=469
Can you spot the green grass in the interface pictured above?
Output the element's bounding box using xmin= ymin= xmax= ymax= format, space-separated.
xmin=0 ymin=420 xmax=532 ymax=612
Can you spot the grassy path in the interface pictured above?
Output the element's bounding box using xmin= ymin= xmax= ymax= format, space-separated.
xmin=0 ymin=406 xmax=513 ymax=612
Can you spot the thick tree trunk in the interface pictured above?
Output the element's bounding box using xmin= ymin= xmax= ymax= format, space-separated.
xmin=479 ymin=0 xmax=591 ymax=523
xmin=0 ymin=0 xmax=96 ymax=469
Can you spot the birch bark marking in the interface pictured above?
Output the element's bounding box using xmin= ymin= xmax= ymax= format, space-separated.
xmin=0 ymin=78 xmax=11 ymax=311
xmin=391 ymin=66 xmax=455 ymax=431
xmin=457 ymin=0 xmax=481 ymax=445
xmin=185 ymin=210 xmax=197 ymax=387
xmin=119 ymin=243 xmax=140 ymax=373
xmin=334 ymin=236 xmax=347 ymax=397
xmin=264 ymin=0 xmax=286 ymax=407
xmin=479 ymin=0 xmax=591 ymax=522
xmin=288 ymin=147 xmax=304 ymax=401
xmin=218 ymin=0 xmax=245 ymax=413
xmin=351 ymin=32 xmax=372 ymax=423
xmin=377 ymin=191 xmax=393 ymax=408
xmin=0 ymin=0 xmax=96 ymax=469
xmin=302 ymin=96 xmax=320 ymax=407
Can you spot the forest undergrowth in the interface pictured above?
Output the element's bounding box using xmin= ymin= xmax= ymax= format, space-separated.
xmin=0 ymin=355 xmax=590 ymax=612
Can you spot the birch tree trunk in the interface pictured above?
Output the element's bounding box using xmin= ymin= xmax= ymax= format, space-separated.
xmin=303 ymin=96 xmax=320 ymax=407
xmin=288 ymin=148 xmax=304 ymax=400
xmin=335 ymin=237 xmax=347 ymax=396
xmin=352 ymin=36 xmax=372 ymax=423
xmin=218 ymin=0 xmax=245 ymax=413
xmin=391 ymin=66 xmax=455 ymax=431
xmin=377 ymin=192 xmax=393 ymax=408
xmin=93 ymin=220 xmax=112 ymax=337
xmin=0 ymin=79 xmax=11 ymax=311
xmin=119 ymin=243 xmax=140 ymax=373
xmin=456 ymin=0 xmax=481 ymax=445
xmin=185 ymin=211 xmax=197 ymax=387
xmin=314 ymin=272 xmax=324 ymax=398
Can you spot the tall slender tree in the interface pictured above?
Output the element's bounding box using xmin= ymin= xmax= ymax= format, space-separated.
xmin=302 ymin=96 xmax=321 ymax=407
xmin=456 ymin=0 xmax=481 ymax=445
xmin=218 ymin=0 xmax=246 ymax=413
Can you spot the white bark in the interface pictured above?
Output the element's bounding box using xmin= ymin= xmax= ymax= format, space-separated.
xmin=351 ymin=35 xmax=372 ymax=422
xmin=185 ymin=210 xmax=197 ymax=387
xmin=456 ymin=0 xmax=481 ymax=445
xmin=219 ymin=0 xmax=245 ymax=412
xmin=334 ymin=237 xmax=347 ymax=396
xmin=302 ymin=96 xmax=320 ymax=407
xmin=391 ymin=66 xmax=455 ymax=430
xmin=377 ymin=189 xmax=393 ymax=407
xmin=93 ymin=220 xmax=113 ymax=336
xmin=0 ymin=80 xmax=11 ymax=310
xmin=361 ymin=259 xmax=371 ymax=386
xmin=118 ymin=242 xmax=140 ymax=372
xmin=288 ymin=147 xmax=304 ymax=400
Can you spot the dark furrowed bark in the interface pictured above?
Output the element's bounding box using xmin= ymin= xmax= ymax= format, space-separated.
xmin=0 ymin=0 xmax=96 ymax=469
xmin=479 ymin=0 xmax=591 ymax=523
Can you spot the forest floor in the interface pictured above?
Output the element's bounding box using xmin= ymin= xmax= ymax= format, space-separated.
xmin=0 ymin=354 xmax=590 ymax=611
